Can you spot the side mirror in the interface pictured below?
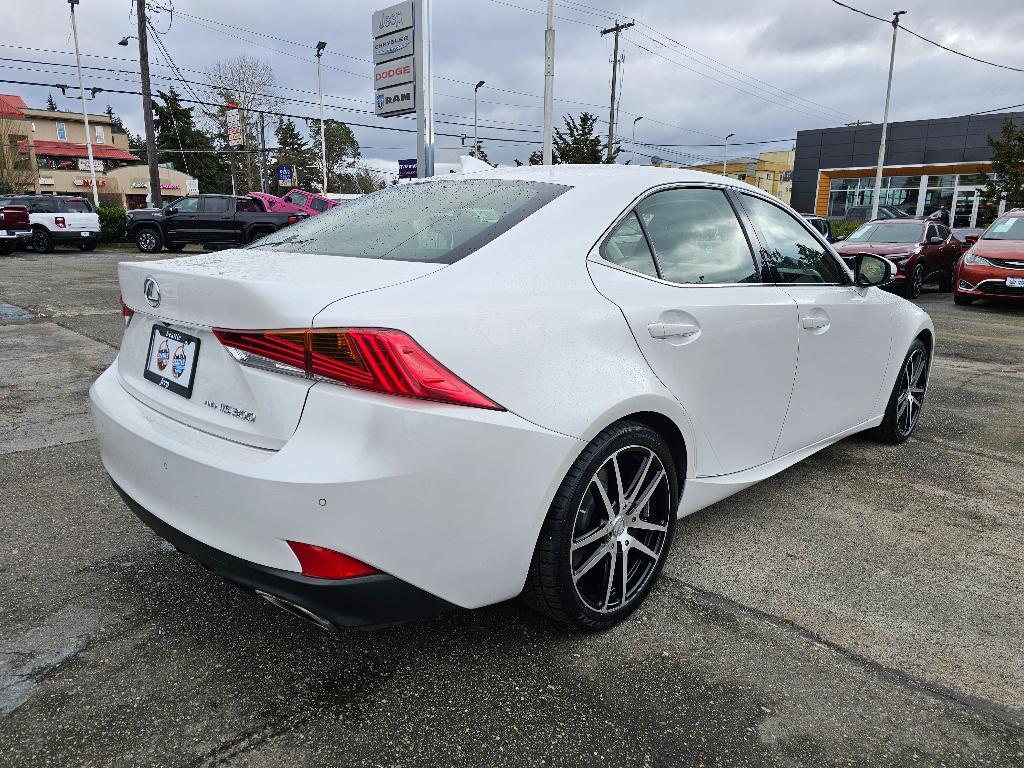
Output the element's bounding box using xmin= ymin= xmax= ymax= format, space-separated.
xmin=833 ymin=235 xmax=846 ymax=242
xmin=164 ymin=206 xmax=178 ymax=216
xmin=855 ymin=252 xmax=894 ymax=287
xmin=927 ymin=236 xmax=944 ymax=245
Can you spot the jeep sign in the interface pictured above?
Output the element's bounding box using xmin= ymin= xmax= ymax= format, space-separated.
xmin=375 ymin=83 xmax=415 ymax=117
xmin=374 ymin=56 xmax=414 ymax=89
xmin=372 ymin=1 xmax=413 ymax=38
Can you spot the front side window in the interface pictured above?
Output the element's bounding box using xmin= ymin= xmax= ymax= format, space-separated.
xmin=253 ymin=180 xmax=568 ymax=264
xmin=635 ymin=188 xmax=757 ymax=285
xmin=741 ymin=194 xmax=844 ymax=284
xmin=600 ymin=212 xmax=658 ymax=278
xmin=286 ymin=192 xmax=309 ymax=207
xmin=56 ymin=122 xmax=67 ymax=141
xmin=170 ymin=197 xmax=199 ymax=213
xmin=310 ymin=198 xmax=330 ymax=213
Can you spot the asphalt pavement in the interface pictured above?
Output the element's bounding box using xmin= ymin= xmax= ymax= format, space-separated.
xmin=1 ymin=249 xmax=1022 ymax=767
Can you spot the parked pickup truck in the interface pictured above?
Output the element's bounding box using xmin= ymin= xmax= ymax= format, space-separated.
xmin=126 ymin=194 xmax=305 ymax=253
xmin=0 ymin=194 xmax=100 ymax=252
xmin=0 ymin=203 xmax=30 ymax=255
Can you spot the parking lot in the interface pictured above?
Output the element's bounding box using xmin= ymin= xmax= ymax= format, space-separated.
xmin=1 ymin=248 xmax=1022 ymax=766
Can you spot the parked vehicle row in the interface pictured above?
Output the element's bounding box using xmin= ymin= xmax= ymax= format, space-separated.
xmin=0 ymin=194 xmax=101 ymax=252
xmin=953 ymin=210 xmax=1024 ymax=305
xmin=126 ymin=194 xmax=305 ymax=253
xmin=0 ymin=203 xmax=31 ymax=255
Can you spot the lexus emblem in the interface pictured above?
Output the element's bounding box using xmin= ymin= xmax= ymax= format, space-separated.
xmin=143 ymin=276 xmax=161 ymax=308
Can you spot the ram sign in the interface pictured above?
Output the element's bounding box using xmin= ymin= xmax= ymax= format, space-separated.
xmin=375 ymin=84 xmax=415 ymax=117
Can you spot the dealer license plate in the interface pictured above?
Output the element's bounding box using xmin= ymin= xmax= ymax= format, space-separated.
xmin=144 ymin=325 xmax=200 ymax=399
xmin=80 ymin=231 xmax=90 ymax=237
xmin=1006 ymin=277 xmax=1024 ymax=288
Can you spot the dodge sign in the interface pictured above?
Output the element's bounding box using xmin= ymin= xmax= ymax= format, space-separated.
xmin=374 ymin=57 xmax=414 ymax=89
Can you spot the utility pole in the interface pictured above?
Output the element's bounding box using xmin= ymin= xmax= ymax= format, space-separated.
xmin=542 ymin=0 xmax=555 ymax=165
xmin=68 ymin=0 xmax=99 ymax=207
xmin=315 ymin=41 xmax=328 ymax=194
xmin=598 ymin=20 xmax=630 ymax=162
xmin=473 ymin=80 xmax=485 ymax=157
xmin=135 ymin=0 xmax=161 ymax=208
xmin=258 ymin=112 xmax=268 ymax=194
xmin=871 ymin=10 xmax=906 ymax=222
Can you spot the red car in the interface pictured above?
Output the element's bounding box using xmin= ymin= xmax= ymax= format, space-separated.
xmin=0 ymin=203 xmax=30 ymax=255
xmin=834 ymin=218 xmax=962 ymax=299
xmin=954 ymin=210 xmax=1024 ymax=305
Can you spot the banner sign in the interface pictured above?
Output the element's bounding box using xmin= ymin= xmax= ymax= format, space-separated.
xmin=77 ymin=157 xmax=104 ymax=172
xmin=398 ymin=158 xmax=417 ymax=179
xmin=277 ymin=165 xmax=295 ymax=186
xmin=225 ymin=104 xmax=243 ymax=148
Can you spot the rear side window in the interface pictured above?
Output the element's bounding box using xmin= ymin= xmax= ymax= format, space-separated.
xmin=252 ymin=179 xmax=569 ymax=264
xmin=62 ymin=199 xmax=92 ymax=213
xmin=741 ymin=194 xmax=845 ymax=284
xmin=310 ymin=198 xmax=330 ymax=213
xmin=635 ymin=188 xmax=757 ymax=285
xmin=286 ymin=192 xmax=309 ymax=207
xmin=202 ymin=197 xmax=231 ymax=213
xmin=601 ymin=212 xmax=658 ymax=278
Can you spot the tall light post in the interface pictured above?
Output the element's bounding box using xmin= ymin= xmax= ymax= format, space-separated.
xmin=722 ymin=132 xmax=735 ymax=177
xmin=870 ymin=11 xmax=906 ymax=221
xmin=542 ymin=0 xmax=555 ymax=165
xmin=473 ymin=80 xmax=485 ymax=158
xmin=631 ymin=115 xmax=643 ymax=164
xmin=68 ymin=0 xmax=99 ymax=207
xmin=315 ymin=41 xmax=328 ymax=194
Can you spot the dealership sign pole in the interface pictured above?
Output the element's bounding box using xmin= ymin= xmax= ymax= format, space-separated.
xmin=373 ymin=1 xmax=432 ymax=178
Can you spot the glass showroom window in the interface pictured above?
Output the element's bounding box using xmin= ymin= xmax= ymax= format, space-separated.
xmin=924 ymin=174 xmax=956 ymax=218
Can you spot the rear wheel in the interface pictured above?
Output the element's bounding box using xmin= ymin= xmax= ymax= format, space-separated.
xmin=135 ymin=227 xmax=162 ymax=253
xmin=77 ymin=241 xmax=97 ymax=252
xmin=524 ymin=421 xmax=678 ymax=630
xmin=872 ymin=339 xmax=929 ymax=444
xmin=246 ymin=228 xmax=273 ymax=244
xmin=31 ymin=227 xmax=54 ymax=254
xmin=953 ymin=293 xmax=974 ymax=306
xmin=937 ymin=270 xmax=952 ymax=292
xmin=0 ymin=240 xmax=14 ymax=256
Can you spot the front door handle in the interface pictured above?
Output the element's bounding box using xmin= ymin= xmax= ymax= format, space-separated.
xmin=800 ymin=314 xmax=830 ymax=331
xmin=648 ymin=321 xmax=700 ymax=339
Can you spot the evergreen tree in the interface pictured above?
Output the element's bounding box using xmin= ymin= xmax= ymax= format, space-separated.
xmin=553 ymin=112 xmax=621 ymax=164
xmin=45 ymin=93 xmax=58 ymax=111
xmin=271 ymin=117 xmax=313 ymax=195
xmin=306 ymin=118 xmax=360 ymax=193
xmin=153 ymin=88 xmax=231 ymax=194
xmin=981 ymin=118 xmax=1024 ymax=210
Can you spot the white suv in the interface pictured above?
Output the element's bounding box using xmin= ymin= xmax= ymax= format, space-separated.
xmin=3 ymin=195 xmax=102 ymax=252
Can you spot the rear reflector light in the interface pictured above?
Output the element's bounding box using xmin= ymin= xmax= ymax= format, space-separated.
xmin=287 ymin=541 xmax=378 ymax=580
xmin=287 ymin=215 xmax=298 ymax=225
xmin=54 ymin=216 xmax=66 ymax=229
xmin=120 ymin=294 xmax=134 ymax=327
xmin=213 ymin=327 xmax=503 ymax=410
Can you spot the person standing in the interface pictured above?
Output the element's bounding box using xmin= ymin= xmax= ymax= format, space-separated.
xmin=929 ymin=204 xmax=951 ymax=226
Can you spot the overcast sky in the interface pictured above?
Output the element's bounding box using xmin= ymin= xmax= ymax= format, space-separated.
xmin=2 ymin=0 xmax=1023 ymax=176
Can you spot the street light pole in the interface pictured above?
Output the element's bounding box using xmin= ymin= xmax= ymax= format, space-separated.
xmin=723 ymin=133 xmax=735 ymax=177
xmin=631 ymin=115 xmax=643 ymax=164
xmin=315 ymin=41 xmax=328 ymax=194
xmin=542 ymin=0 xmax=555 ymax=165
xmin=68 ymin=0 xmax=99 ymax=207
xmin=473 ymin=80 xmax=485 ymax=157
xmin=870 ymin=11 xmax=906 ymax=222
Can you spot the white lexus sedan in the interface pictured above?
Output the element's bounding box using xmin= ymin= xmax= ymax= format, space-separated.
xmin=91 ymin=166 xmax=933 ymax=631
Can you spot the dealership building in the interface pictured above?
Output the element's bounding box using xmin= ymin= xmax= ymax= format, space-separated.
xmin=791 ymin=111 xmax=1024 ymax=228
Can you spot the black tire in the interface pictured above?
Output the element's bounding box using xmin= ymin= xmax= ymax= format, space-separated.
xmin=165 ymin=243 xmax=185 ymax=252
xmin=937 ymin=270 xmax=952 ymax=292
xmin=135 ymin=227 xmax=163 ymax=253
xmin=523 ymin=420 xmax=679 ymax=630
xmin=871 ymin=338 xmax=929 ymax=445
xmin=77 ymin=241 xmax=97 ymax=252
xmin=903 ymin=263 xmax=925 ymax=299
xmin=953 ymin=293 xmax=974 ymax=306
xmin=0 ymin=240 xmax=15 ymax=256
xmin=31 ymin=227 xmax=54 ymax=254
xmin=246 ymin=228 xmax=273 ymax=244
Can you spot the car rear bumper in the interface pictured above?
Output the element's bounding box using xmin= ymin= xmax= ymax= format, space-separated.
xmin=90 ymin=363 xmax=578 ymax=611
xmin=0 ymin=229 xmax=30 ymax=239
xmin=51 ymin=229 xmax=100 ymax=243
xmin=112 ymin=480 xmax=454 ymax=629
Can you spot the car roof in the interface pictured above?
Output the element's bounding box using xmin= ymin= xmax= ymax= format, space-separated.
xmin=866 ymin=218 xmax=925 ymax=225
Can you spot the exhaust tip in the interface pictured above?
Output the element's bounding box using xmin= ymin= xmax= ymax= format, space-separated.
xmin=256 ymin=590 xmax=336 ymax=632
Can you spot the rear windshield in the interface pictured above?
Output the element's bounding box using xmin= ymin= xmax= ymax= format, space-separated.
xmin=63 ymin=199 xmax=93 ymax=213
xmin=250 ymin=179 xmax=569 ymax=263
xmin=847 ymin=222 xmax=922 ymax=243
xmin=982 ymin=216 xmax=1024 ymax=241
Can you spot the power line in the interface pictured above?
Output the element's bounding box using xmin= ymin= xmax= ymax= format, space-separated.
xmin=830 ymin=0 xmax=1024 ymax=73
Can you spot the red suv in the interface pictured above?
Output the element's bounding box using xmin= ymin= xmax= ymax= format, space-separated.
xmin=954 ymin=210 xmax=1024 ymax=305
xmin=834 ymin=218 xmax=962 ymax=299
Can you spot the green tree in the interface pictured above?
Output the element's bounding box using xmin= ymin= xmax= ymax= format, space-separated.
xmin=980 ymin=118 xmax=1024 ymax=210
xmin=306 ymin=118 xmax=360 ymax=193
xmin=104 ymin=104 xmax=143 ymax=151
xmin=553 ymin=112 xmax=621 ymax=164
xmin=45 ymin=93 xmax=58 ymax=111
xmin=153 ymin=88 xmax=231 ymax=194
xmin=468 ymin=143 xmax=491 ymax=165
xmin=271 ymin=117 xmax=313 ymax=195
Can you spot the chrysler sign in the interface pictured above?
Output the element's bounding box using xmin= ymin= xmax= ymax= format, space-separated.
xmin=373 ymin=30 xmax=413 ymax=65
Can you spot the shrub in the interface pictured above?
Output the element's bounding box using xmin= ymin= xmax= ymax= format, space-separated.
xmin=830 ymin=220 xmax=862 ymax=240
xmin=97 ymin=205 xmax=127 ymax=243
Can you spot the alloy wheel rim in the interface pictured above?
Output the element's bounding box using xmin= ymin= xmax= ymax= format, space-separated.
xmin=32 ymin=231 xmax=46 ymax=250
xmin=570 ymin=446 xmax=671 ymax=614
xmin=896 ymin=348 xmax=927 ymax=436
xmin=912 ymin=266 xmax=924 ymax=297
xmin=139 ymin=232 xmax=156 ymax=251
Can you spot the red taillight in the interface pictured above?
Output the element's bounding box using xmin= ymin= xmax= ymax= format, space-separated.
xmin=286 ymin=541 xmax=378 ymax=580
xmin=213 ymin=327 xmax=503 ymax=410
xmin=120 ymin=294 xmax=134 ymax=327
xmin=54 ymin=216 xmax=66 ymax=229
xmin=287 ymin=215 xmax=298 ymax=225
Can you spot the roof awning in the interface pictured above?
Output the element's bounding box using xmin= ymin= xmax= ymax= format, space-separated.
xmin=19 ymin=139 xmax=140 ymax=162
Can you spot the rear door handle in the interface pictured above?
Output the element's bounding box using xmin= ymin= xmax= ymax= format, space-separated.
xmin=648 ymin=321 xmax=700 ymax=339
xmin=800 ymin=314 xmax=830 ymax=331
